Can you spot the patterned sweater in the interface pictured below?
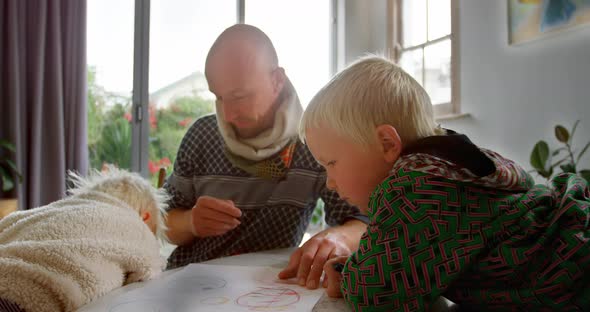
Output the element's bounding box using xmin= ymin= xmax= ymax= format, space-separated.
xmin=164 ymin=114 xmax=365 ymax=269
xmin=341 ymin=134 xmax=590 ymax=311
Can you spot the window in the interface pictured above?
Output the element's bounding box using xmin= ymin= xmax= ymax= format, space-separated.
xmin=87 ymin=1 xmax=335 ymax=182
xmin=245 ymin=0 xmax=332 ymax=107
xmin=148 ymin=0 xmax=235 ymax=183
xmin=87 ymin=0 xmax=135 ymax=172
xmin=389 ymin=0 xmax=459 ymax=117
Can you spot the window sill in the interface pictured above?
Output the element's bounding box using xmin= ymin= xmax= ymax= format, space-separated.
xmin=435 ymin=112 xmax=470 ymax=122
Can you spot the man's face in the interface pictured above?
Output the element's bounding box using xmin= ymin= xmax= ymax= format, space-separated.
xmin=206 ymin=53 xmax=281 ymax=139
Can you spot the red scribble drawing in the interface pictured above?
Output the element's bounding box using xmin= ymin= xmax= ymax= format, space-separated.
xmin=236 ymin=287 xmax=300 ymax=310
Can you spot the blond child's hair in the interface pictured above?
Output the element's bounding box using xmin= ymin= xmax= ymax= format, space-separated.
xmin=299 ymin=55 xmax=444 ymax=148
xmin=67 ymin=166 xmax=169 ymax=242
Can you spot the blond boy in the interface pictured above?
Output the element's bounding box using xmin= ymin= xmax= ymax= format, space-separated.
xmin=300 ymin=56 xmax=590 ymax=311
xmin=0 ymin=168 xmax=168 ymax=312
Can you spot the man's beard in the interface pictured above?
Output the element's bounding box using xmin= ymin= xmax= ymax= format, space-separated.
xmin=231 ymin=120 xmax=261 ymax=139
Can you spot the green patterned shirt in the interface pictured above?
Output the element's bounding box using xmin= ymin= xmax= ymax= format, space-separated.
xmin=341 ymin=147 xmax=589 ymax=311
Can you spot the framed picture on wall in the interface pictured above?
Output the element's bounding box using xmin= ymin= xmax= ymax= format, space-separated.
xmin=508 ymin=0 xmax=590 ymax=45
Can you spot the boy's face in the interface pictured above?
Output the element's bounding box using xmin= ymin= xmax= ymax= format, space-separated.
xmin=305 ymin=125 xmax=401 ymax=212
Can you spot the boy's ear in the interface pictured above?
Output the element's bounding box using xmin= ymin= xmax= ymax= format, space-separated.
xmin=142 ymin=211 xmax=152 ymax=223
xmin=375 ymin=125 xmax=402 ymax=163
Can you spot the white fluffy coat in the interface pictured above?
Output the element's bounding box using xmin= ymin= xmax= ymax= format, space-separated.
xmin=0 ymin=191 xmax=165 ymax=312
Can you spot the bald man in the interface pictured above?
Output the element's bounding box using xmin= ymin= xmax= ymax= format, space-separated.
xmin=163 ymin=24 xmax=367 ymax=291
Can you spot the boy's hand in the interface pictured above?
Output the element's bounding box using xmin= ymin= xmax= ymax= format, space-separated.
xmin=190 ymin=196 xmax=242 ymax=237
xmin=323 ymin=256 xmax=347 ymax=298
xmin=277 ymin=219 xmax=365 ymax=289
xmin=278 ymin=231 xmax=350 ymax=289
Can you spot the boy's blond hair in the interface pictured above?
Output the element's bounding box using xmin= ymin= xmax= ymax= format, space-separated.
xmin=299 ymin=55 xmax=444 ymax=148
xmin=67 ymin=167 xmax=169 ymax=242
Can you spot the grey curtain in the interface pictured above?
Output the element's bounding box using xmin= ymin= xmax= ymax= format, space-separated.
xmin=0 ymin=0 xmax=88 ymax=209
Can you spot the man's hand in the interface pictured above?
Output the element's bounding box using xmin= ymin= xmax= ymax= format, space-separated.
xmin=165 ymin=196 xmax=242 ymax=246
xmin=323 ymin=256 xmax=348 ymax=298
xmin=277 ymin=219 xmax=366 ymax=289
xmin=190 ymin=196 xmax=242 ymax=237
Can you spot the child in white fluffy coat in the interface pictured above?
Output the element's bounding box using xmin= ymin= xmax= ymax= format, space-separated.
xmin=0 ymin=168 xmax=169 ymax=312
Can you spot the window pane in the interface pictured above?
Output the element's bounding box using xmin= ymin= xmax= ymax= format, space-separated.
xmin=87 ymin=0 xmax=134 ymax=171
xmin=424 ymin=39 xmax=451 ymax=105
xmin=245 ymin=0 xmax=331 ymax=108
xmin=402 ymin=0 xmax=427 ymax=47
xmin=427 ymin=0 xmax=451 ymax=40
xmin=148 ymin=0 xmax=235 ymax=184
xmin=399 ymin=48 xmax=424 ymax=86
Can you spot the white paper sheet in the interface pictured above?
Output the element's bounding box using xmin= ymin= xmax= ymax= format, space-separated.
xmin=82 ymin=263 xmax=324 ymax=312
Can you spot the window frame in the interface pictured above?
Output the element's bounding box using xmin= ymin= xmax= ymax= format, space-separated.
xmin=387 ymin=0 xmax=460 ymax=118
xmin=131 ymin=0 xmax=150 ymax=177
xmin=239 ymin=0 xmax=339 ymax=76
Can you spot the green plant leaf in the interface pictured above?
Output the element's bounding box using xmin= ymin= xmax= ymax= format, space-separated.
xmin=0 ymin=166 xmax=15 ymax=192
xmin=577 ymin=141 xmax=590 ymax=162
xmin=552 ymin=147 xmax=566 ymax=156
xmin=555 ymin=125 xmax=569 ymax=143
xmin=530 ymin=140 xmax=549 ymax=172
xmin=3 ymin=159 xmax=21 ymax=178
xmin=537 ymin=168 xmax=552 ymax=179
xmin=560 ymin=163 xmax=576 ymax=173
xmin=570 ymin=120 xmax=580 ymax=142
xmin=549 ymin=157 xmax=568 ymax=169
xmin=580 ymin=170 xmax=590 ymax=184
xmin=311 ymin=214 xmax=319 ymax=224
xmin=0 ymin=140 xmax=16 ymax=152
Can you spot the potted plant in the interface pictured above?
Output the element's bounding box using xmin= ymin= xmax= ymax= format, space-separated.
xmin=530 ymin=121 xmax=590 ymax=184
xmin=0 ymin=139 xmax=22 ymax=218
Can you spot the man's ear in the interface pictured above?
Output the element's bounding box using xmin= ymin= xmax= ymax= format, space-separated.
xmin=375 ymin=125 xmax=402 ymax=163
xmin=272 ymin=67 xmax=286 ymax=95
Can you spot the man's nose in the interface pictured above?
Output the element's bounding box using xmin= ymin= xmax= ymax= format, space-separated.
xmin=221 ymin=103 xmax=238 ymax=123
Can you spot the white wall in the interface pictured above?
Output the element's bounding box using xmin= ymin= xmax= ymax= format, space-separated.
xmin=344 ymin=0 xmax=590 ymax=177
